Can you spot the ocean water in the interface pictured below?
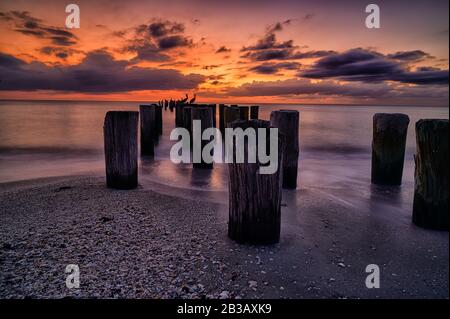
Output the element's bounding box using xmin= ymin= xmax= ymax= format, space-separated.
xmin=0 ymin=100 xmax=448 ymax=221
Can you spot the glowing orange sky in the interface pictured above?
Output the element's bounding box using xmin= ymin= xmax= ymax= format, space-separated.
xmin=0 ymin=0 xmax=448 ymax=105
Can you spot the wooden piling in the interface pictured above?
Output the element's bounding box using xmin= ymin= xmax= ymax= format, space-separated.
xmin=224 ymin=106 xmax=240 ymax=128
xmin=413 ymin=119 xmax=449 ymax=230
xmin=208 ymin=104 xmax=217 ymax=127
xmin=139 ymin=105 xmax=156 ymax=156
xmin=228 ymin=119 xmax=284 ymax=244
xmin=103 ymin=111 xmax=138 ymax=189
xmin=183 ymin=106 xmax=193 ymax=134
xmin=371 ymin=113 xmax=410 ymax=185
xmin=175 ymin=104 xmax=184 ymax=127
xmin=239 ymin=106 xmax=249 ymax=120
xmin=250 ymin=105 xmax=260 ymax=120
xmin=155 ymin=104 xmax=163 ymax=135
xmin=192 ymin=107 xmax=214 ymax=169
xmin=270 ymin=110 xmax=299 ymax=189
xmin=219 ymin=104 xmax=227 ymax=133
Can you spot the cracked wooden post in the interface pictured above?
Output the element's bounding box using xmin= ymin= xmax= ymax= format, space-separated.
xmin=224 ymin=106 xmax=240 ymax=129
xmin=228 ymin=119 xmax=284 ymax=244
xmin=413 ymin=119 xmax=449 ymax=230
xmin=371 ymin=113 xmax=410 ymax=185
xmin=250 ymin=105 xmax=260 ymax=120
xmin=192 ymin=107 xmax=213 ymax=169
xmin=270 ymin=110 xmax=299 ymax=189
xmin=239 ymin=106 xmax=249 ymax=120
xmin=104 ymin=111 xmax=138 ymax=189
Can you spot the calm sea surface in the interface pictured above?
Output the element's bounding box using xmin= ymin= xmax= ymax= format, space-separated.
xmin=0 ymin=100 xmax=448 ymax=221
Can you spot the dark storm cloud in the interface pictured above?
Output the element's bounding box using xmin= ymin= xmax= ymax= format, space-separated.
xmin=216 ymin=46 xmax=231 ymax=54
xmin=291 ymin=50 xmax=337 ymax=59
xmin=226 ymin=78 xmax=392 ymax=97
xmin=121 ymin=19 xmax=193 ymax=62
xmin=0 ymin=53 xmax=25 ymax=68
xmin=249 ymin=62 xmax=301 ymax=74
xmin=0 ymin=51 xmax=205 ymax=92
xmin=148 ymin=21 xmax=185 ymax=38
xmin=39 ymin=46 xmax=81 ymax=59
xmin=387 ymin=50 xmax=433 ymax=62
xmin=242 ymin=33 xmax=294 ymax=52
xmin=301 ymin=48 xmax=448 ymax=85
xmin=128 ymin=43 xmax=171 ymax=62
xmin=241 ymin=22 xmax=335 ymax=62
xmin=0 ymin=11 xmax=78 ymax=46
xmin=225 ymin=78 xmax=448 ymax=102
xmin=157 ymin=35 xmax=192 ymax=49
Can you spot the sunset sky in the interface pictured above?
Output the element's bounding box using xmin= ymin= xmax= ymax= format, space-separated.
xmin=0 ymin=0 xmax=448 ymax=105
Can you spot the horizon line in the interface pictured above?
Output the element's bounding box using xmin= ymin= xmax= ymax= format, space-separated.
xmin=0 ymin=98 xmax=448 ymax=108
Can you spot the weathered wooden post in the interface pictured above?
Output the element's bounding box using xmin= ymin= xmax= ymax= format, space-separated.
xmin=139 ymin=105 xmax=156 ymax=156
xmin=208 ymin=104 xmax=217 ymax=127
xmin=224 ymin=106 xmax=240 ymax=128
xmin=413 ymin=119 xmax=449 ymax=230
xmin=270 ymin=110 xmax=299 ymax=189
xmin=104 ymin=111 xmax=138 ymax=189
xmin=239 ymin=106 xmax=249 ymax=120
xmin=155 ymin=104 xmax=163 ymax=135
xmin=228 ymin=120 xmax=284 ymax=244
xmin=175 ymin=104 xmax=184 ymax=127
xmin=219 ymin=104 xmax=227 ymax=133
xmin=250 ymin=105 xmax=260 ymax=120
xmin=183 ymin=106 xmax=193 ymax=133
xmin=192 ymin=107 xmax=213 ymax=169
xmin=371 ymin=113 xmax=410 ymax=185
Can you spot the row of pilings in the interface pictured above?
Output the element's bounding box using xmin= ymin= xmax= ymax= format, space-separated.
xmin=103 ymin=103 xmax=449 ymax=245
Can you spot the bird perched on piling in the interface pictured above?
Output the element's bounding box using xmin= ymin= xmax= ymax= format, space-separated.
xmin=189 ymin=94 xmax=196 ymax=104
xmin=179 ymin=94 xmax=189 ymax=104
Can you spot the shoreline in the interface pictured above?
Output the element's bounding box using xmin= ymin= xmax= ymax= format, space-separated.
xmin=0 ymin=175 xmax=448 ymax=299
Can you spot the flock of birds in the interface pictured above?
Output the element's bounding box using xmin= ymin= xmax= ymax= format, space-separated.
xmin=157 ymin=93 xmax=196 ymax=111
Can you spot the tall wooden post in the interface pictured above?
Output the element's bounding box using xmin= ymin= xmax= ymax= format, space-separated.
xmin=270 ymin=110 xmax=299 ymax=189
xmin=413 ymin=119 xmax=449 ymax=230
xmin=371 ymin=113 xmax=410 ymax=185
xmin=155 ymin=104 xmax=163 ymax=135
xmin=239 ymin=106 xmax=249 ymax=120
xmin=219 ymin=104 xmax=227 ymax=134
xmin=175 ymin=104 xmax=184 ymax=127
xmin=192 ymin=107 xmax=213 ymax=169
xmin=139 ymin=105 xmax=156 ymax=156
xmin=208 ymin=104 xmax=217 ymax=127
xmin=103 ymin=111 xmax=138 ymax=189
xmin=250 ymin=105 xmax=260 ymax=120
xmin=228 ymin=120 xmax=284 ymax=244
xmin=224 ymin=107 xmax=240 ymax=128
xmin=183 ymin=106 xmax=193 ymax=134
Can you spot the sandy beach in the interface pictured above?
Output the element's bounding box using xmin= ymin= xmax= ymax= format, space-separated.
xmin=0 ymin=175 xmax=448 ymax=299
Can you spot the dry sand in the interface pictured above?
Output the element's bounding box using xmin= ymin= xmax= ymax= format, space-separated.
xmin=0 ymin=176 xmax=448 ymax=299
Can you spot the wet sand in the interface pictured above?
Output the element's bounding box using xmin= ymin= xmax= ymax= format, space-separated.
xmin=0 ymin=175 xmax=448 ymax=299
